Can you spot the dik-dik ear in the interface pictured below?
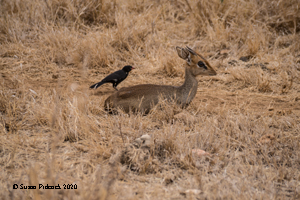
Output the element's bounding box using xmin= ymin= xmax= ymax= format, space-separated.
xmin=185 ymin=46 xmax=197 ymax=55
xmin=176 ymin=46 xmax=189 ymax=60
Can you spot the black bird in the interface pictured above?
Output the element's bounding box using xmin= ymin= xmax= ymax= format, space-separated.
xmin=89 ymin=65 xmax=134 ymax=91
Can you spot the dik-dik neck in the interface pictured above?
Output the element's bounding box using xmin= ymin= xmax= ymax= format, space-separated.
xmin=176 ymin=67 xmax=198 ymax=105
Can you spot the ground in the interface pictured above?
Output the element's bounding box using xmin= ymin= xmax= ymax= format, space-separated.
xmin=1 ymin=0 xmax=300 ymax=199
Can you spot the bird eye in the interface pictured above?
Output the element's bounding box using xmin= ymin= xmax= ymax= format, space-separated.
xmin=197 ymin=61 xmax=207 ymax=69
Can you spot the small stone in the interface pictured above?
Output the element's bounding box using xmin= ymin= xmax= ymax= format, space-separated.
xmin=192 ymin=149 xmax=210 ymax=157
xmin=180 ymin=189 xmax=201 ymax=196
xmin=258 ymin=134 xmax=276 ymax=145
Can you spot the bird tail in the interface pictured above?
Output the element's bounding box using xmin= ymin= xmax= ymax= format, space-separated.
xmin=89 ymin=81 xmax=104 ymax=89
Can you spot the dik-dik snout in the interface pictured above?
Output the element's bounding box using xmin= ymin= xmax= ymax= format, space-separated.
xmin=104 ymin=46 xmax=217 ymax=113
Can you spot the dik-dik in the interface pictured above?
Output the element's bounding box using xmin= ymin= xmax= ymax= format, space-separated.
xmin=104 ymin=46 xmax=217 ymax=113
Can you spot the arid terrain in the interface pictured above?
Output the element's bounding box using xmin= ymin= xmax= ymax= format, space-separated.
xmin=1 ymin=0 xmax=300 ymax=199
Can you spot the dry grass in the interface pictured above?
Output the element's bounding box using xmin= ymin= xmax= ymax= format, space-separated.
xmin=1 ymin=0 xmax=300 ymax=199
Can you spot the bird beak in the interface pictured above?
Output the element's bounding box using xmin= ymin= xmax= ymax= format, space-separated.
xmin=132 ymin=67 xmax=135 ymax=69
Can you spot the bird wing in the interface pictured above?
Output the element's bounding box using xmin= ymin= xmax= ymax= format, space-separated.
xmin=102 ymin=70 xmax=126 ymax=82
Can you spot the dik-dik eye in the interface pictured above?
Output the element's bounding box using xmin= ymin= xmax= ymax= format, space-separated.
xmin=197 ymin=61 xmax=207 ymax=69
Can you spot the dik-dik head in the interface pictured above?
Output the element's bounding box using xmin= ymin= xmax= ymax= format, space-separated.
xmin=176 ymin=46 xmax=217 ymax=76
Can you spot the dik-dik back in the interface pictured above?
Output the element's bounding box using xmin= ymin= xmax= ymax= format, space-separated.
xmin=105 ymin=46 xmax=217 ymax=113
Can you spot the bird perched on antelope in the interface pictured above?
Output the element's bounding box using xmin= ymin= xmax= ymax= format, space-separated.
xmin=90 ymin=65 xmax=134 ymax=91
xmin=104 ymin=46 xmax=217 ymax=114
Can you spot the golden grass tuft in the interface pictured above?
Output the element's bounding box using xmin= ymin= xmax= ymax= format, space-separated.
xmin=1 ymin=0 xmax=300 ymax=199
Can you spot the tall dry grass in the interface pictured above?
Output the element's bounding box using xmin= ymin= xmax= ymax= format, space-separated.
xmin=1 ymin=0 xmax=300 ymax=199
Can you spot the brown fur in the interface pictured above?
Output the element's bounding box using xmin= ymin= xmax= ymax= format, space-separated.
xmin=104 ymin=46 xmax=217 ymax=113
